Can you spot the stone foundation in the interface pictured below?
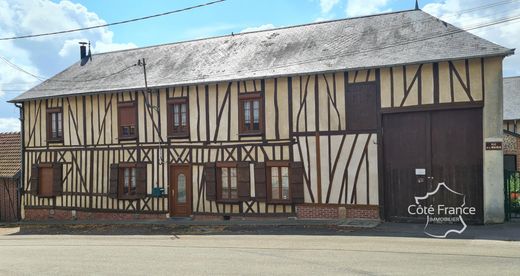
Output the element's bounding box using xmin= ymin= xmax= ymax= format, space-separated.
xmin=24 ymin=208 xmax=167 ymax=221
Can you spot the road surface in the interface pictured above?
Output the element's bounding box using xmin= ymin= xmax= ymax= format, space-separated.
xmin=0 ymin=228 xmax=519 ymax=275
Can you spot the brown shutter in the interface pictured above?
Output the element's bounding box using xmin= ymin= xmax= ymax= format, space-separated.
xmin=237 ymin=162 xmax=250 ymax=200
xmin=30 ymin=164 xmax=39 ymax=196
xmin=167 ymin=104 xmax=172 ymax=137
xmin=254 ymin=163 xmax=267 ymax=201
xmin=136 ymin=163 xmax=147 ymax=198
xmin=290 ymin=162 xmax=305 ymax=204
xmin=204 ymin=163 xmax=217 ymax=201
xmin=52 ymin=163 xmax=63 ymax=196
xmin=109 ymin=164 xmax=119 ymax=198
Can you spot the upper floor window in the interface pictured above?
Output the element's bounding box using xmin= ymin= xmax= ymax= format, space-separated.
xmin=168 ymin=97 xmax=189 ymax=138
xmin=46 ymin=108 xmax=63 ymax=142
xmin=239 ymin=92 xmax=263 ymax=135
xmin=118 ymin=102 xmax=137 ymax=140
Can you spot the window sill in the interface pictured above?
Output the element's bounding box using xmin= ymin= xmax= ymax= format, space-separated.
xmin=46 ymin=139 xmax=64 ymax=144
xmin=168 ymin=134 xmax=190 ymax=139
xmin=238 ymin=131 xmax=263 ymax=137
xmin=269 ymin=199 xmax=292 ymax=204
xmin=118 ymin=136 xmax=137 ymax=141
xmin=216 ymin=199 xmax=241 ymax=204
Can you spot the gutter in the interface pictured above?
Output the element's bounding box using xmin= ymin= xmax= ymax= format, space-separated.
xmin=14 ymin=102 xmax=24 ymax=221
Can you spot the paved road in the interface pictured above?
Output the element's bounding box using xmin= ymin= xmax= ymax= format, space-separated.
xmin=1 ymin=228 xmax=519 ymax=275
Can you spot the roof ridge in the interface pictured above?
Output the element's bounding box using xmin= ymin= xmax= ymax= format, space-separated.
xmin=90 ymin=9 xmax=419 ymax=57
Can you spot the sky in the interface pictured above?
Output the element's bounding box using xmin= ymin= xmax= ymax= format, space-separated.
xmin=1 ymin=0 xmax=519 ymax=132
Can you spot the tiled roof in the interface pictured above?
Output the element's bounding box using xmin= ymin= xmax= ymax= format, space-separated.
xmin=504 ymin=76 xmax=520 ymax=120
xmin=11 ymin=9 xmax=513 ymax=102
xmin=0 ymin=132 xmax=21 ymax=178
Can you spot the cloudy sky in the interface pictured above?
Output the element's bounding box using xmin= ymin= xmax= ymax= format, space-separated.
xmin=1 ymin=0 xmax=519 ymax=132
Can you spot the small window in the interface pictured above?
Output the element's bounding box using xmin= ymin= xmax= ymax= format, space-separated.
xmin=168 ymin=97 xmax=189 ymax=138
xmin=30 ymin=163 xmax=63 ymax=197
xmin=218 ymin=165 xmax=238 ymax=201
xmin=46 ymin=108 xmax=63 ymax=142
xmin=120 ymin=166 xmax=137 ymax=197
xmin=346 ymin=82 xmax=378 ymax=131
xmin=118 ymin=102 xmax=137 ymax=140
xmin=268 ymin=166 xmax=290 ymax=202
xmin=109 ymin=163 xmax=147 ymax=200
xmin=239 ymin=93 xmax=263 ymax=135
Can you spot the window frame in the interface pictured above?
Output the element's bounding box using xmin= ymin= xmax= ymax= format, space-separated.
xmin=117 ymin=163 xmax=138 ymax=199
xmin=266 ymin=161 xmax=291 ymax=203
xmin=238 ymin=92 xmax=264 ymax=136
xmin=46 ymin=107 xmax=64 ymax=143
xmin=117 ymin=101 xmax=138 ymax=141
xmin=167 ymin=97 xmax=190 ymax=138
xmin=216 ymin=162 xmax=239 ymax=203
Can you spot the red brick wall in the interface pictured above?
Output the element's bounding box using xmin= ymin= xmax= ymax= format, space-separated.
xmin=296 ymin=205 xmax=380 ymax=219
xmin=346 ymin=207 xmax=379 ymax=219
xmin=296 ymin=205 xmax=339 ymax=219
xmin=24 ymin=209 xmax=166 ymax=221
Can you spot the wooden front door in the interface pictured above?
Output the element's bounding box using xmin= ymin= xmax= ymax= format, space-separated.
xmin=383 ymin=108 xmax=483 ymax=223
xmin=169 ymin=165 xmax=192 ymax=217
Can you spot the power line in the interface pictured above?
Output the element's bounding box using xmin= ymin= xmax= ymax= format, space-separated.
xmin=1 ymin=8 xmax=519 ymax=93
xmin=0 ymin=0 xmax=226 ymax=41
xmin=0 ymin=0 xmax=516 ymax=86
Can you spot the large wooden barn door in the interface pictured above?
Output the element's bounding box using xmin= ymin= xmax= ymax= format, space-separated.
xmin=383 ymin=108 xmax=483 ymax=222
xmin=383 ymin=112 xmax=431 ymax=221
xmin=169 ymin=165 xmax=192 ymax=217
xmin=430 ymin=109 xmax=483 ymax=223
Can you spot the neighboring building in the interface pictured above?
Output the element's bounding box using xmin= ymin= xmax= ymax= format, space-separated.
xmin=0 ymin=132 xmax=21 ymax=222
xmin=10 ymin=9 xmax=513 ymax=223
xmin=504 ymin=76 xmax=520 ymax=171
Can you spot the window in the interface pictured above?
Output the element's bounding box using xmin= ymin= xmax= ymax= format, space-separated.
xmin=109 ymin=163 xmax=147 ymax=199
xmin=30 ymin=163 xmax=63 ymax=197
xmin=168 ymin=97 xmax=189 ymax=137
xmin=120 ymin=166 xmax=137 ymax=197
xmin=239 ymin=93 xmax=263 ymax=135
xmin=46 ymin=108 xmax=63 ymax=142
xmin=205 ymin=162 xmax=251 ymax=202
xmin=220 ymin=166 xmax=238 ymax=200
xmin=346 ymin=82 xmax=378 ymax=131
xmin=269 ymin=166 xmax=290 ymax=201
xmin=118 ymin=102 xmax=137 ymax=140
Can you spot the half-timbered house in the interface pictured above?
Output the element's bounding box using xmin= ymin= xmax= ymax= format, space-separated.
xmin=11 ymin=9 xmax=514 ymax=223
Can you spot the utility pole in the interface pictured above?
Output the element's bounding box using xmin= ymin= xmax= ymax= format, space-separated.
xmin=137 ymin=58 xmax=164 ymax=165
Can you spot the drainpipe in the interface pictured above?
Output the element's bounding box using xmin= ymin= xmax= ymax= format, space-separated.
xmin=14 ymin=102 xmax=24 ymax=221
